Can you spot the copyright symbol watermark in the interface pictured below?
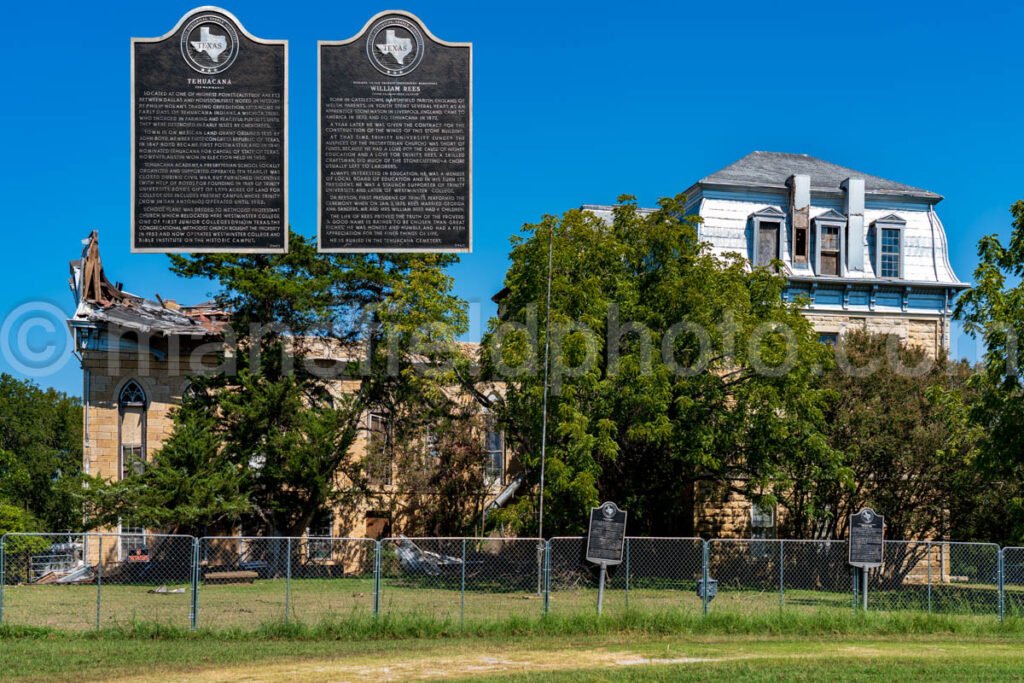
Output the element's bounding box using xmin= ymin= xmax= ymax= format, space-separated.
xmin=0 ymin=301 xmax=72 ymax=377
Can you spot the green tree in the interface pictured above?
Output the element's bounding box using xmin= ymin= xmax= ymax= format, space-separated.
xmin=85 ymin=231 xmax=469 ymax=538
xmin=781 ymin=330 xmax=980 ymax=541
xmin=952 ymin=200 xmax=1024 ymax=544
xmin=82 ymin=390 xmax=249 ymax=536
xmin=0 ymin=374 xmax=82 ymax=531
xmin=483 ymin=196 xmax=836 ymax=536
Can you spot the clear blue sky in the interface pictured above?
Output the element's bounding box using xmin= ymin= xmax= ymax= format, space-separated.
xmin=2 ymin=0 xmax=1021 ymax=396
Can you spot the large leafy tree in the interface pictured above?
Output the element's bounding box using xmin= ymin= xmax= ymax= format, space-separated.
xmin=781 ymin=330 xmax=980 ymax=541
xmin=86 ymin=231 xmax=469 ymax=537
xmin=483 ymin=195 xmax=836 ymax=536
xmin=952 ymin=200 xmax=1024 ymax=543
xmin=0 ymin=374 xmax=82 ymax=532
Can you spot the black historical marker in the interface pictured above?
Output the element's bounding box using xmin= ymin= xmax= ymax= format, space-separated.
xmin=848 ymin=507 xmax=885 ymax=568
xmin=132 ymin=7 xmax=287 ymax=253
xmin=586 ymin=501 xmax=627 ymax=565
xmin=319 ymin=11 xmax=471 ymax=252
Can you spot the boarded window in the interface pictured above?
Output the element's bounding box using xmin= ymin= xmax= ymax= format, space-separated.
xmin=820 ymin=225 xmax=840 ymax=276
xmin=366 ymin=413 xmax=392 ymax=487
xmin=757 ymin=222 xmax=779 ymax=266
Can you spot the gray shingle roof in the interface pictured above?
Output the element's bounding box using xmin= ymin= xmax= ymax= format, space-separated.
xmin=697 ymin=151 xmax=941 ymax=200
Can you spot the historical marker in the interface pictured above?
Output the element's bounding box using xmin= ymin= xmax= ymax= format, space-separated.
xmin=319 ymin=11 xmax=471 ymax=252
xmin=586 ymin=501 xmax=627 ymax=566
xmin=848 ymin=507 xmax=885 ymax=568
xmin=132 ymin=7 xmax=287 ymax=253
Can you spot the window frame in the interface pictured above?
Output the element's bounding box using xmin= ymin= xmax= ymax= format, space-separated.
xmin=482 ymin=408 xmax=504 ymax=484
xmin=366 ymin=411 xmax=392 ymax=487
xmin=117 ymin=379 xmax=148 ymax=482
xmin=750 ymin=207 xmax=787 ymax=268
xmin=813 ymin=211 xmax=847 ymax=278
xmin=873 ymin=215 xmax=906 ymax=280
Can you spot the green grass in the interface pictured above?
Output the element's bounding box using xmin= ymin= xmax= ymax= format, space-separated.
xmin=1 ymin=619 xmax=1024 ymax=682
xmin=2 ymin=576 xmax=1017 ymax=631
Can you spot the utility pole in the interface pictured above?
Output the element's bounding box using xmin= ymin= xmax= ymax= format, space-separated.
xmin=538 ymin=223 xmax=554 ymax=541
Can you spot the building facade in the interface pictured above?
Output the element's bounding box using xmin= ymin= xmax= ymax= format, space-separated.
xmin=588 ymin=151 xmax=967 ymax=356
xmin=67 ymin=233 xmax=511 ymax=555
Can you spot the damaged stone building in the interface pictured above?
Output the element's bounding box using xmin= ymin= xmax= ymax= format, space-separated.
xmin=67 ymin=232 xmax=513 ymax=558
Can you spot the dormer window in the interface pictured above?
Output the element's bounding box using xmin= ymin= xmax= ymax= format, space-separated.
xmin=813 ymin=210 xmax=846 ymax=277
xmin=873 ymin=215 xmax=906 ymax=279
xmin=750 ymin=207 xmax=786 ymax=268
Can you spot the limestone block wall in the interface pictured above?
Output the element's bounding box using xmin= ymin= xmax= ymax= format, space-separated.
xmin=801 ymin=311 xmax=945 ymax=358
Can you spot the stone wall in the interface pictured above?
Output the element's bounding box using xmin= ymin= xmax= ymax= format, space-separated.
xmin=802 ymin=311 xmax=945 ymax=358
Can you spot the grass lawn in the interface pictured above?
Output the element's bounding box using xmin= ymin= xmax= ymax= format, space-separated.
xmin=1 ymin=628 xmax=1023 ymax=682
xmin=2 ymin=576 xmax=1015 ymax=631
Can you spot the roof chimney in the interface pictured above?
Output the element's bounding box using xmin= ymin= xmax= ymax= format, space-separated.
xmin=842 ymin=177 xmax=865 ymax=272
xmin=788 ymin=175 xmax=811 ymax=265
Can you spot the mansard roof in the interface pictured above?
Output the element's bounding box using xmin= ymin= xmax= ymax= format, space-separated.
xmin=695 ymin=151 xmax=942 ymax=201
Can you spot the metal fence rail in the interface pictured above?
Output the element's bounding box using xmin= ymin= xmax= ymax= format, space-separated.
xmin=0 ymin=533 xmax=1018 ymax=630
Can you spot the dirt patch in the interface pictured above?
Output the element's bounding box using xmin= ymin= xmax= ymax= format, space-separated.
xmin=113 ymin=648 xmax=723 ymax=682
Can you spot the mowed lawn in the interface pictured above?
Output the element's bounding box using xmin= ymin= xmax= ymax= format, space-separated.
xmin=2 ymin=631 xmax=1024 ymax=682
xmin=2 ymin=576 xmax=1017 ymax=630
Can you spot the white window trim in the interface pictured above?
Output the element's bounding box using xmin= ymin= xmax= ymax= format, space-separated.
xmin=750 ymin=207 xmax=787 ymax=268
xmin=814 ymin=216 xmax=846 ymax=277
xmin=873 ymin=216 xmax=906 ymax=280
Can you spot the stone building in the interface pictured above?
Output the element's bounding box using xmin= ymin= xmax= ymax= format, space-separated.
xmin=67 ymin=233 xmax=513 ymax=559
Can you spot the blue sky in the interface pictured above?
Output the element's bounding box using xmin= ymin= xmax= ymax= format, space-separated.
xmin=1 ymin=0 xmax=1021 ymax=396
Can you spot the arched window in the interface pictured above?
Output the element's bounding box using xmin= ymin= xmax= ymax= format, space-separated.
xmin=118 ymin=380 xmax=147 ymax=558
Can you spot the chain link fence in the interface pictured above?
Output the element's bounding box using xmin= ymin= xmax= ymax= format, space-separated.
xmin=0 ymin=533 xmax=1016 ymax=630
xmin=378 ymin=537 xmax=544 ymax=624
xmin=0 ymin=532 xmax=194 ymax=631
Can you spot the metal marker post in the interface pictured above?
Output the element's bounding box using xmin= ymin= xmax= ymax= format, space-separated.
xmin=862 ymin=568 xmax=868 ymax=611
xmin=596 ymin=562 xmax=607 ymax=616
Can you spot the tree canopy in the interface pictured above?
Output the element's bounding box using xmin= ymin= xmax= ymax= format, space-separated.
xmin=482 ymin=195 xmax=836 ymax=536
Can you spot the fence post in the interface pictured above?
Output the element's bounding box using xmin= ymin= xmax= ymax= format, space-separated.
xmin=95 ymin=535 xmax=103 ymax=630
xmin=702 ymin=540 xmax=709 ymax=617
xmin=373 ymin=540 xmax=381 ymax=618
xmin=460 ymin=539 xmax=466 ymax=628
xmin=284 ymin=537 xmax=292 ymax=625
xmin=0 ymin=534 xmax=5 ymax=625
xmin=995 ymin=544 xmax=1003 ymax=626
xmin=778 ymin=540 xmax=784 ymax=612
xmin=190 ymin=537 xmax=199 ymax=631
xmin=624 ymin=538 xmax=630 ymax=611
xmin=927 ymin=542 xmax=932 ymax=615
xmin=543 ymin=540 xmax=550 ymax=615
